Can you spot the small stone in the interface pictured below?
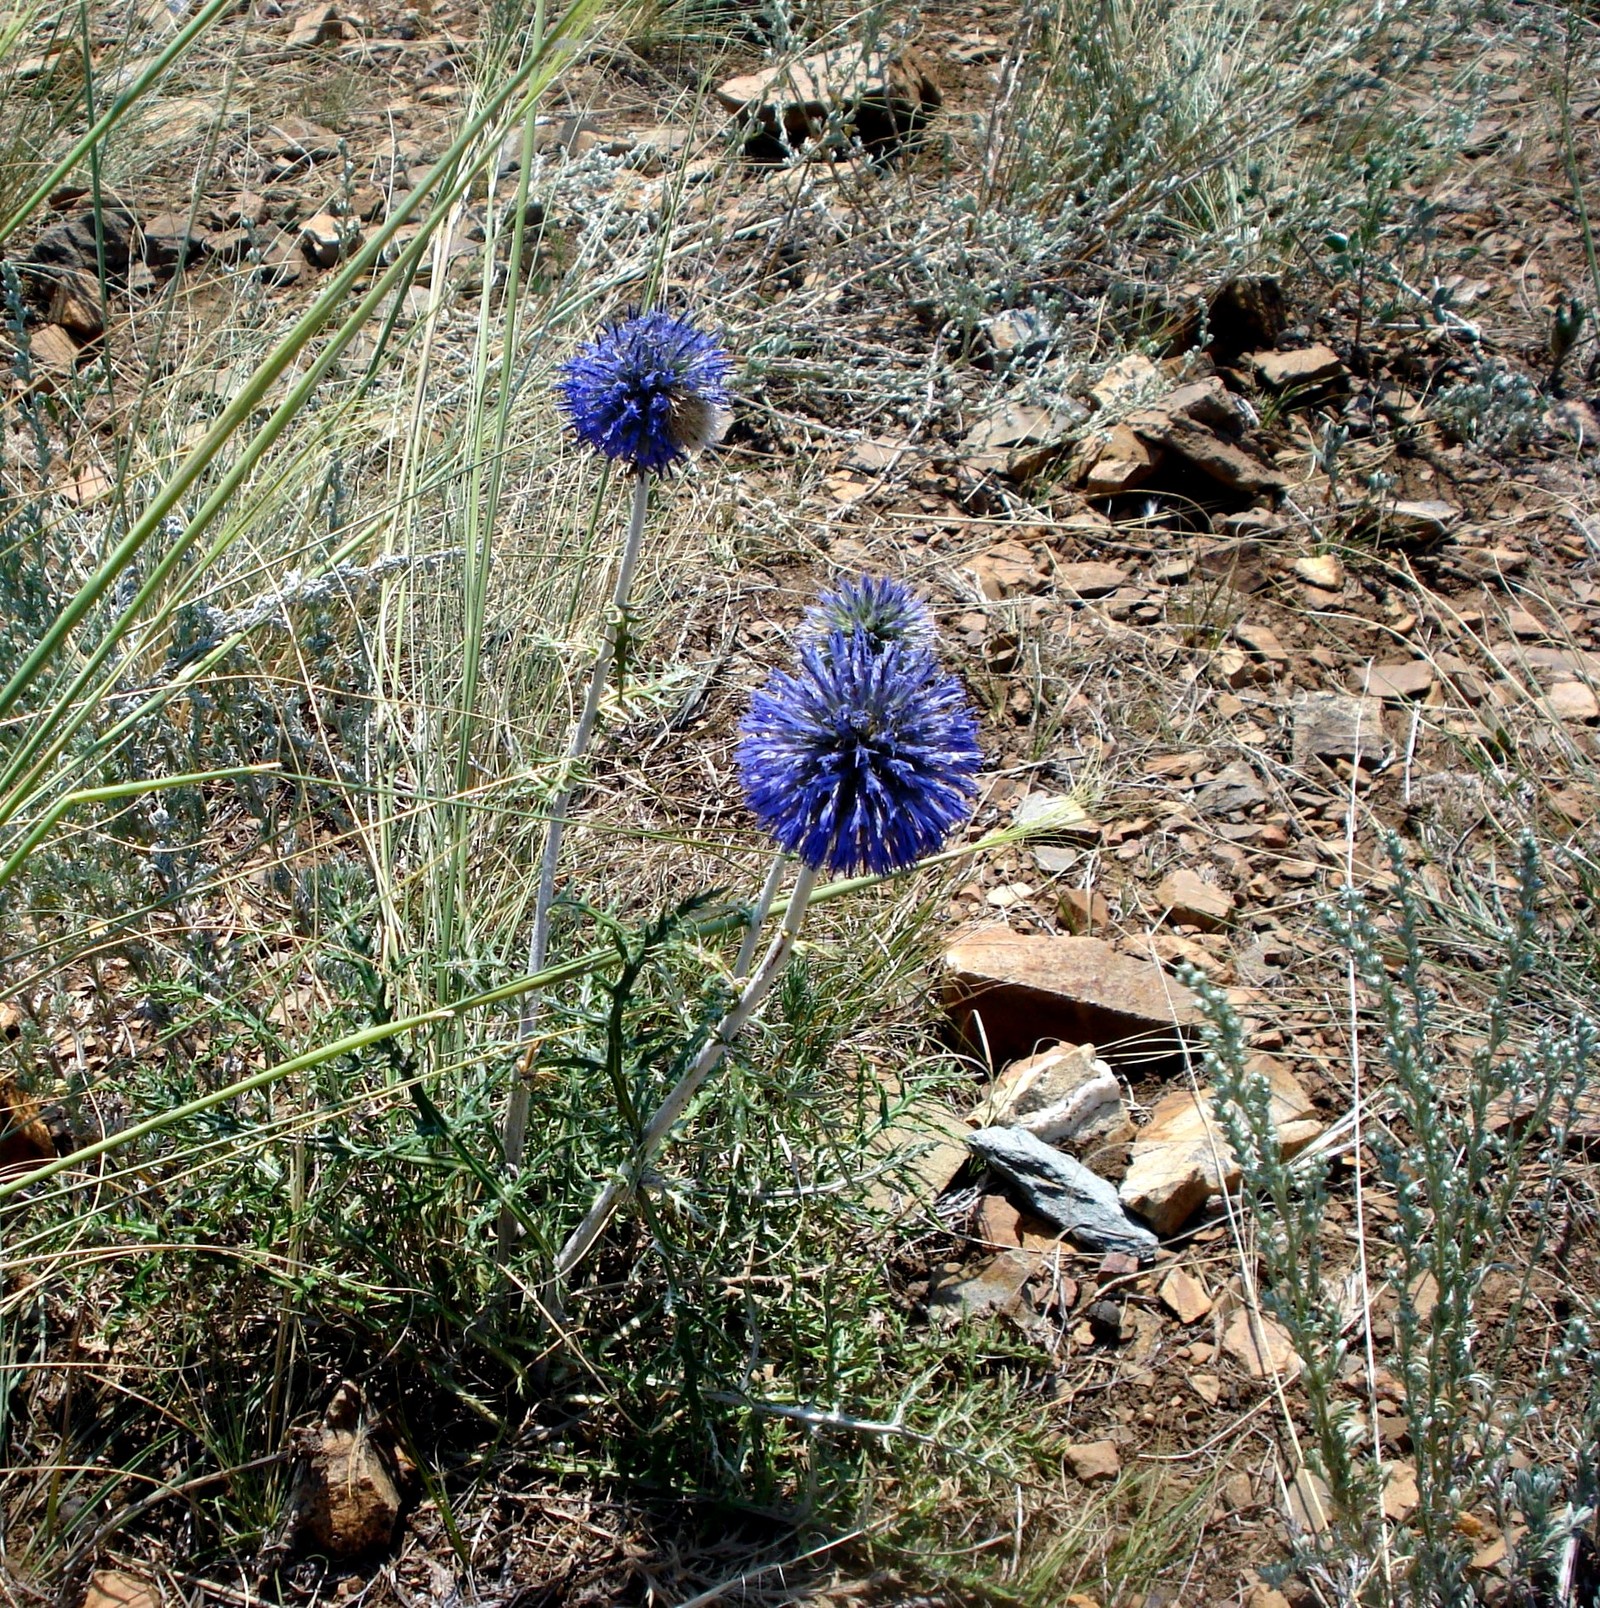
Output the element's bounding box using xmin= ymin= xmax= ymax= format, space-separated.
xmin=139 ymin=211 xmax=202 ymax=270
xmin=288 ymin=3 xmax=349 ymax=45
xmin=942 ymin=929 xmax=1199 ymax=1068
xmin=1190 ymin=1372 xmax=1222 ymax=1406
xmin=1506 ymin=608 xmax=1549 ymax=639
xmin=980 ymin=307 xmax=1052 ymax=364
xmin=1192 ymin=761 xmax=1266 ymax=816
xmin=1222 ymin=1310 xmax=1300 ymax=1379
xmin=1288 ymin=1467 xmax=1333 ymax=1535
xmin=1549 ymin=681 xmax=1600 ymax=722
xmin=1292 ymin=693 xmax=1389 ymax=769
xmin=1387 ymin=499 xmax=1460 ymax=540
xmin=300 ymin=212 xmax=347 ymax=267
xmin=253 ymin=229 xmax=304 ymax=285
xmin=1361 ymin=661 xmax=1435 ymax=700
xmin=928 ymin=1249 xmax=1038 ymax=1327
xmin=287 ymin=1381 xmax=406 ymax=1557
xmin=1085 ymin=1300 xmax=1124 ymax=1344
xmin=269 ymin=116 xmax=340 ymax=161
xmin=971 ymin=1041 xmax=1125 ymax=1145
xmin=1156 ymin=868 xmax=1234 ymax=931
xmin=1292 ymin=553 xmax=1345 ymax=590
xmin=1054 ymin=561 xmax=1127 ymax=598
xmin=974 ymin=1193 xmax=1023 ymax=1246
xmin=1089 ymin=351 xmax=1161 ymax=410
xmin=1249 ymin=344 xmax=1344 ymax=390
xmin=83 ymin=1574 xmax=160 ymax=1608
xmin=1158 ymin=1267 xmax=1213 ymax=1324
xmin=1063 ymin=1440 xmax=1121 ymax=1481
xmin=18 ymin=322 xmax=79 ymax=383
xmin=1080 ymin=424 xmax=1160 ymax=495
xmin=964 ymin=540 xmax=1045 ymax=599
xmin=1222 ymin=1472 xmax=1256 ymax=1512
xmin=47 ymin=274 xmax=103 ymax=340
xmin=1120 ymin=1059 xmax=1321 ymax=1234
xmin=1383 ymin=1461 xmax=1419 ymax=1522
xmin=969 ymin=1126 xmax=1158 ymax=1259
xmin=1549 ymin=397 xmax=1600 ymax=446
xmin=1234 ymin=621 xmax=1290 ymax=666
xmin=1246 ymin=1588 xmax=1292 ymax=1608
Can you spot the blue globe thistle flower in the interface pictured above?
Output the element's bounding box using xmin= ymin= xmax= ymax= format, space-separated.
xmin=802 ymin=574 xmax=934 ymax=653
xmin=737 ymin=629 xmax=982 ymax=876
xmin=557 ymin=309 xmax=733 ymax=474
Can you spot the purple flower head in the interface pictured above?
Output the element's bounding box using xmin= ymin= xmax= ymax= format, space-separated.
xmin=557 ymin=309 xmax=733 ymax=474
xmin=737 ymin=629 xmax=982 ymax=876
xmin=802 ymin=574 xmax=934 ymax=653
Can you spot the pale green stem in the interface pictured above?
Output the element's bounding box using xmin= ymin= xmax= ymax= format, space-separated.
xmin=733 ymin=853 xmax=787 ymax=980
xmin=498 ymin=470 xmax=651 ymax=1253
xmin=554 ymin=863 xmax=817 ymax=1282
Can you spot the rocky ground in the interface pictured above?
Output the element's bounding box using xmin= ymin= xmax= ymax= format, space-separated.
xmin=6 ymin=0 xmax=1600 ymax=1599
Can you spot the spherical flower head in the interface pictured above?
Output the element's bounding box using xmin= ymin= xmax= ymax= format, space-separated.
xmin=557 ymin=309 xmax=733 ymax=475
xmin=737 ymin=630 xmax=982 ymax=876
xmin=802 ymin=574 xmax=934 ymax=653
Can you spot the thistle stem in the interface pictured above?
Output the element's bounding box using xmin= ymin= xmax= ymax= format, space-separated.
xmin=733 ymin=853 xmax=786 ymax=980
xmin=555 ymin=862 xmax=817 ymax=1282
xmin=498 ymin=470 xmax=651 ymax=1259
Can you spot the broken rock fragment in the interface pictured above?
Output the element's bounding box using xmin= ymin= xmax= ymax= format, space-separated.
xmin=969 ymin=1125 xmax=1158 ymax=1260
xmin=287 ymin=1380 xmax=408 ymax=1557
xmin=1248 ymin=344 xmax=1345 ymax=392
xmin=969 ymin=1041 xmax=1127 ymax=1145
xmin=943 ymin=929 xmax=1198 ymax=1067
xmin=1119 ymin=1059 xmax=1322 ymax=1235
xmin=1291 ymin=692 xmax=1389 ymax=769
xmin=714 ymin=46 xmax=940 ymax=158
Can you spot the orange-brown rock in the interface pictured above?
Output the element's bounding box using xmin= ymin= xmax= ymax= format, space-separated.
xmin=942 ymin=928 xmax=1198 ymax=1067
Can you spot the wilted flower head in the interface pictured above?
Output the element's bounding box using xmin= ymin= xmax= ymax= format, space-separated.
xmin=558 ymin=309 xmax=733 ymax=474
xmin=737 ymin=629 xmax=981 ymax=876
xmin=802 ymin=574 xmax=934 ymax=653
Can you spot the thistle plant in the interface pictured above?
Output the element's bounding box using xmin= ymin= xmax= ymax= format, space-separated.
xmin=499 ymin=309 xmax=732 ymax=1247
xmin=553 ymin=582 xmax=981 ymax=1280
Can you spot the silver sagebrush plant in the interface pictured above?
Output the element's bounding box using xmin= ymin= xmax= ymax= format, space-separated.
xmin=1184 ymin=834 xmax=1599 ymax=1606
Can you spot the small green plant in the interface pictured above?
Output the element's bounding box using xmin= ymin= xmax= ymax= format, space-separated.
xmin=1432 ymin=357 xmax=1546 ymax=453
xmin=1184 ymin=836 xmax=1600 ymax=1605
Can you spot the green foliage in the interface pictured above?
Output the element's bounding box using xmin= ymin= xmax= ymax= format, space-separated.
xmin=1185 ymin=838 xmax=1600 ymax=1605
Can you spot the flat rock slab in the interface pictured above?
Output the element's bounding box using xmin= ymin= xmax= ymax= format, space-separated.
xmin=1359 ymin=661 xmax=1435 ymax=700
xmin=1191 ymin=760 xmax=1267 ymax=816
xmin=1222 ymin=1309 xmax=1300 ymax=1379
xmin=1291 ymin=692 xmax=1390 ymax=769
xmin=715 ymin=46 xmax=940 ymax=155
xmin=1130 ymin=410 xmax=1286 ymax=496
xmin=1249 ymin=343 xmax=1344 ymax=390
xmin=969 ymin=1125 xmax=1159 ymax=1260
xmin=1119 ymin=1059 xmax=1322 ymax=1235
xmin=943 ymin=928 xmax=1198 ymax=1067
xmin=1054 ymin=560 xmax=1127 ymax=598
xmin=1156 ymin=868 xmax=1235 ymax=931
xmin=1063 ymin=1439 xmax=1121 ymax=1481
xmin=865 ymin=1088 xmax=973 ymax=1218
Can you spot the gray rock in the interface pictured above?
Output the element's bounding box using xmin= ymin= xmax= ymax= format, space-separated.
xmin=969 ymin=1126 xmax=1159 ymax=1260
xmin=1191 ymin=759 xmax=1266 ymax=816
